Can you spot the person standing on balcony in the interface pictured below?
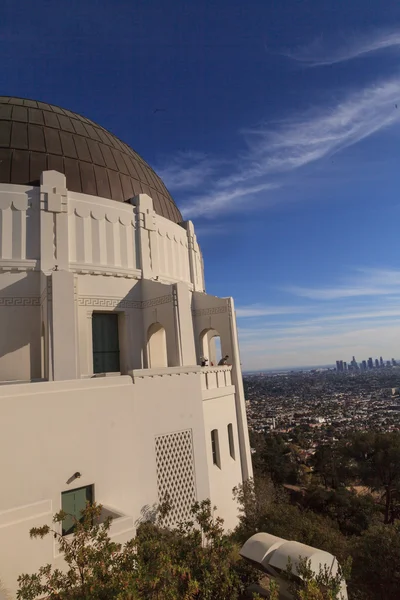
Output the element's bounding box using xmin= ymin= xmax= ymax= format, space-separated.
xmin=218 ymin=355 xmax=229 ymax=366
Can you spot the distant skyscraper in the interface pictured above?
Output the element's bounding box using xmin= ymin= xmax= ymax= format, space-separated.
xmin=380 ymin=356 xmax=384 ymax=367
xmin=392 ymin=358 xmax=397 ymax=366
xmin=375 ymin=358 xmax=379 ymax=368
xmin=387 ymin=360 xmax=391 ymax=367
xmin=343 ymin=361 xmax=347 ymax=371
xmin=368 ymin=357 xmax=373 ymax=369
xmin=336 ymin=360 xmax=344 ymax=372
xmin=362 ymin=360 xmax=367 ymax=371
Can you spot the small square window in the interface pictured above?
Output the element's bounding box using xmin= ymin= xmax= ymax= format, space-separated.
xmin=61 ymin=485 xmax=93 ymax=536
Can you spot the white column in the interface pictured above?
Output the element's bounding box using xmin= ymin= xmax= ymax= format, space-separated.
xmin=173 ymin=282 xmax=197 ymax=366
xmin=183 ymin=220 xmax=203 ymax=291
xmin=130 ymin=194 xmax=157 ymax=280
xmin=40 ymin=170 xmax=69 ymax=272
xmin=39 ymin=171 xmax=78 ymax=380
xmin=51 ymin=270 xmax=79 ymax=381
xmin=226 ymin=297 xmax=253 ymax=481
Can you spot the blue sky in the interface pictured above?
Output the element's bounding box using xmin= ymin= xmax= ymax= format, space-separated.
xmin=3 ymin=1 xmax=400 ymax=369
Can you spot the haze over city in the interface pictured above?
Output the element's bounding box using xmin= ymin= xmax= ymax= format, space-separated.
xmin=3 ymin=1 xmax=400 ymax=369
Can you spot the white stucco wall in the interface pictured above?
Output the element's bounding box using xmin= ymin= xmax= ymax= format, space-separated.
xmin=0 ymin=369 xmax=233 ymax=595
xmin=0 ymin=179 xmax=205 ymax=382
xmin=202 ymin=392 xmax=243 ymax=531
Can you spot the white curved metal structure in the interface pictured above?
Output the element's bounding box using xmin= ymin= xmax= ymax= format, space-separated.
xmin=240 ymin=532 xmax=348 ymax=600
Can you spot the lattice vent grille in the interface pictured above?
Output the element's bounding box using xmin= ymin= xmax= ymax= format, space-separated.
xmin=155 ymin=429 xmax=197 ymax=527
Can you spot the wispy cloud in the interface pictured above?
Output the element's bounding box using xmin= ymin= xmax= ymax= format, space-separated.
xmin=159 ymin=75 xmax=400 ymax=219
xmin=238 ymin=78 xmax=400 ymax=177
xmin=181 ymin=183 xmax=278 ymax=219
xmin=285 ymin=29 xmax=400 ymax=67
xmin=235 ymin=304 xmax=312 ymax=318
xmin=285 ymin=267 xmax=400 ymax=300
xmin=156 ymin=152 xmax=220 ymax=191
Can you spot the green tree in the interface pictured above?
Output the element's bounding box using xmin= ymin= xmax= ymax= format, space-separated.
xmin=347 ymin=432 xmax=400 ymax=524
xmin=233 ymin=480 xmax=348 ymax=564
xmin=285 ymin=557 xmax=351 ymax=600
xmin=350 ymin=522 xmax=400 ymax=599
xmin=17 ymin=500 xmax=257 ymax=600
xmin=17 ymin=503 xmax=135 ymax=600
xmin=303 ymin=485 xmax=381 ymax=536
xmin=260 ymin=434 xmax=299 ymax=485
xmin=311 ymin=444 xmax=349 ymax=490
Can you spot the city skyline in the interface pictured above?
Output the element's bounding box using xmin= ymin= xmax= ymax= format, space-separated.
xmin=3 ymin=1 xmax=400 ymax=369
xmin=336 ymin=354 xmax=398 ymax=372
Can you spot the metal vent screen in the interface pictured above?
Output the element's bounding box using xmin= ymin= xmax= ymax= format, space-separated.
xmin=155 ymin=429 xmax=197 ymax=527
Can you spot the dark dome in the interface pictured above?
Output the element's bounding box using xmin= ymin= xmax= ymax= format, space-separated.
xmin=0 ymin=96 xmax=182 ymax=223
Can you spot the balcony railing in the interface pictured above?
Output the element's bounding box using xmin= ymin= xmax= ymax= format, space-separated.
xmin=129 ymin=365 xmax=232 ymax=397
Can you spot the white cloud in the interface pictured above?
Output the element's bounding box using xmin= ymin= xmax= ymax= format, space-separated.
xmin=181 ymin=183 xmax=277 ymax=219
xmin=285 ymin=267 xmax=400 ymax=300
xmin=156 ymin=152 xmax=219 ymax=191
xmin=235 ymin=304 xmax=311 ymax=318
xmin=237 ymin=270 xmax=400 ymax=368
xmin=239 ymin=321 xmax=400 ymax=370
xmin=164 ymin=75 xmax=400 ymax=218
xmin=239 ymin=78 xmax=400 ymax=177
xmin=285 ymin=29 xmax=400 ymax=67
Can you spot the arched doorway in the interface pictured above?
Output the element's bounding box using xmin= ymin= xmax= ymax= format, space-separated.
xmin=199 ymin=328 xmax=222 ymax=366
xmin=147 ymin=322 xmax=168 ymax=368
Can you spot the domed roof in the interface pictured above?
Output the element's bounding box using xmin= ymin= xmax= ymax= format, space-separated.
xmin=0 ymin=96 xmax=182 ymax=223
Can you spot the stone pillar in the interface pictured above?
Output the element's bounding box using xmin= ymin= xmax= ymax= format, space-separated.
xmin=39 ymin=171 xmax=78 ymax=381
xmin=131 ymin=194 xmax=158 ymax=280
xmin=50 ymin=270 xmax=79 ymax=380
xmin=226 ymin=297 xmax=253 ymax=481
xmin=40 ymin=170 xmax=69 ymax=272
xmin=172 ymin=282 xmax=197 ymax=366
xmin=183 ymin=220 xmax=203 ymax=292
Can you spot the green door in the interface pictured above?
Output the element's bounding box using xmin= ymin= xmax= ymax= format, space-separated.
xmin=92 ymin=313 xmax=120 ymax=374
xmin=62 ymin=485 xmax=93 ymax=535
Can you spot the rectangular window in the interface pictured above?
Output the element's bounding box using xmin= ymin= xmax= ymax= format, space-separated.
xmin=61 ymin=485 xmax=93 ymax=536
xmin=92 ymin=312 xmax=120 ymax=374
xmin=227 ymin=423 xmax=235 ymax=459
xmin=211 ymin=429 xmax=221 ymax=468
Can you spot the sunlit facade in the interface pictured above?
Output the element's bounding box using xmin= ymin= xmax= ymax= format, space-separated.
xmin=0 ymin=97 xmax=252 ymax=595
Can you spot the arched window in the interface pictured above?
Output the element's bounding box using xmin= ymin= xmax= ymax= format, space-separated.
xmin=199 ymin=328 xmax=222 ymax=367
xmin=147 ymin=322 xmax=168 ymax=368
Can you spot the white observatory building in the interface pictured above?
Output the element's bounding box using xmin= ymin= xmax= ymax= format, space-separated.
xmin=0 ymin=97 xmax=253 ymax=594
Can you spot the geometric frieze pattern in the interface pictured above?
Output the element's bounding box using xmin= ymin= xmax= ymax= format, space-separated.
xmin=0 ymin=297 xmax=40 ymax=307
xmin=192 ymin=305 xmax=227 ymax=317
xmin=78 ymin=294 xmax=173 ymax=310
xmin=155 ymin=429 xmax=197 ymax=528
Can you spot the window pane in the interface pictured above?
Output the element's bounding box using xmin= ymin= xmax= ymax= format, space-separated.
xmin=62 ymin=485 xmax=93 ymax=536
xmin=211 ymin=429 xmax=221 ymax=468
xmin=92 ymin=313 xmax=120 ymax=373
xmin=228 ymin=423 xmax=235 ymax=459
